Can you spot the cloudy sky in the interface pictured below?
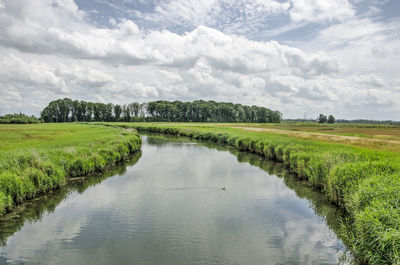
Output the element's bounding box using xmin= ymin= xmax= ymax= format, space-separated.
xmin=0 ymin=0 xmax=399 ymax=119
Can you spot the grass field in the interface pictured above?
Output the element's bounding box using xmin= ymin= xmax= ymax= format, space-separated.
xmin=118 ymin=122 xmax=400 ymax=153
xmin=0 ymin=123 xmax=141 ymax=215
xmin=0 ymin=150 xmax=142 ymax=247
xmin=100 ymin=122 xmax=400 ymax=265
xmin=1 ymin=122 xmax=399 ymax=264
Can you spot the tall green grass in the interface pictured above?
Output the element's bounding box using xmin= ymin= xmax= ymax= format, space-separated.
xmin=0 ymin=151 xmax=142 ymax=247
xmin=109 ymin=122 xmax=400 ymax=265
xmin=0 ymin=124 xmax=141 ymax=215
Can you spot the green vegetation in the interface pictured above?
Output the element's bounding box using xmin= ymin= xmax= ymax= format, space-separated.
xmin=206 ymin=122 xmax=400 ymax=152
xmin=1 ymin=121 xmax=398 ymax=263
xmin=335 ymin=119 xmax=400 ymax=125
xmin=103 ymin=122 xmax=400 ymax=264
xmin=0 ymin=124 xmax=141 ymax=215
xmin=0 ymin=113 xmax=41 ymax=124
xmin=40 ymin=98 xmax=282 ymax=123
xmin=284 ymin=119 xmax=400 ymax=125
xmin=0 ymin=151 xmax=141 ymax=247
xmin=328 ymin=115 xmax=335 ymax=124
xmin=318 ymin=113 xmax=328 ymax=123
xmin=318 ymin=113 xmax=336 ymax=124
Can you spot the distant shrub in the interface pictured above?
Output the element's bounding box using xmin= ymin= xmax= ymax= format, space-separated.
xmin=0 ymin=113 xmax=41 ymax=124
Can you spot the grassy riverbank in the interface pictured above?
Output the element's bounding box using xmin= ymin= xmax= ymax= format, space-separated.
xmin=0 ymin=151 xmax=142 ymax=247
xmin=103 ymin=122 xmax=399 ymax=265
xmin=0 ymin=124 xmax=141 ymax=215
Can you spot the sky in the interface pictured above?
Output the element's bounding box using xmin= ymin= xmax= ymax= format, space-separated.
xmin=0 ymin=0 xmax=399 ymax=120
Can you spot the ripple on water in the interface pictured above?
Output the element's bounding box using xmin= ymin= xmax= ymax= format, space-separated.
xmin=0 ymin=135 xmax=345 ymax=265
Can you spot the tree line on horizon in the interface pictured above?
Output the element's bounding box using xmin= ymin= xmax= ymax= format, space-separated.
xmin=40 ymin=98 xmax=282 ymax=123
xmin=0 ymin=113 xmax=41 ymax=124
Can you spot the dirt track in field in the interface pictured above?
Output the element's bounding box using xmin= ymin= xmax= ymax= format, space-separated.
xmin=232 ymin=126 xmax=400 ymax=152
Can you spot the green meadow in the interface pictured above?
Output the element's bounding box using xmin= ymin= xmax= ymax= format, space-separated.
xmin=101 ymin=122 xmax=400 ymax=265
xmin=1 ymin=121 xmax=399 ymax=264
xmin=0 ymin=123 xmax=141 ymax=215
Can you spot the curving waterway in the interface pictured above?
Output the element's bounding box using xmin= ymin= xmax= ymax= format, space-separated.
xmin=0 ymin=134 xmax=346 ymax=265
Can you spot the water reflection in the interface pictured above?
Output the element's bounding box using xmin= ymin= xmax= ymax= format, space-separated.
xmin=149 ymin=133 xmax=345 ymax=233
xmin=0 ymin=152 xmax=142 ymax=247
xmin=0 ymin=135 xmax=345 ymax=265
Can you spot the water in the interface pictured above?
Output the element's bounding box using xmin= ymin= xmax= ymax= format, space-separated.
xmin=0 ymin=135 xmax=346 ymax=265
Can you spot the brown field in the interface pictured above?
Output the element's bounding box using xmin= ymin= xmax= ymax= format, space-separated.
xmin=213 ymin=123 xmax=400 ymax=153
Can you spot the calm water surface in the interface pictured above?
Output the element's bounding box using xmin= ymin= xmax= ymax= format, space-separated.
xmin=0 ymin=135 xmax=345 ymax=265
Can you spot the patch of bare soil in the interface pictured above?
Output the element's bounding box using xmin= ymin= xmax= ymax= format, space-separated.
xmin=123 ymin=128 xmax=137 ymax=133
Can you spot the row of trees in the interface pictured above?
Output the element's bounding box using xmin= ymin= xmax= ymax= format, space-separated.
xmin=318 ymin=114 xmax=335 ymax=124
xmin=0 ymin=113 xmax=41 ymax=124
xmin=40 ymin=98 xmax=282 ymax=123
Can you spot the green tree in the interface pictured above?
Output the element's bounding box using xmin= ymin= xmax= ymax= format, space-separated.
xmin=122 ymin=105 xmax=131 ymax=121
xmin=0 ymin=113 xmax=41 ymax=124
xmin=104 ymin=103 xmax=113 ymax=122
xmin=318 ymin=114 xmax=327 ymax=123
xmin=129 ymin=102 xmax=140 ymax=118
xmin=113 ymin=104 xmax=122 ymax=121
xmin=40 ymin=99 xmax=282 ymax=123
xmin=93 ymin=103 xmax=102 ymax=121
xmin=327 ymin=115 xmax=335 ymax=124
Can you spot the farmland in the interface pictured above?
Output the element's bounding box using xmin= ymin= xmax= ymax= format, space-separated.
xmin=0 ymin=123 xmax=141 ymax=215
xmin=120 ymin=122 xmax=400 ymax=153
xmin=1 ymin=121 xmax=399 ymax=264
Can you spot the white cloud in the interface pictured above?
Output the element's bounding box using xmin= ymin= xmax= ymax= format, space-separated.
xmin=289 ymin=0 xmax=355 ymax=23
xmin=160 ymin=69 xmax=183 ymax=82
xmin=0 ymin=52 xmax=118 ymax=114
xmin=128 ymin=82 xmax=160 ymax=98
xmin=0 ymin=53 xmax=115 ymax=93
xmin=354 ymin=73 xmax=387 ymax=88
xmin=141 ymin=0 xmax=290 ymax=34
xmin=316 ymin=18 xmax=397 ymax=45
xmin=0 ymin=54 xmax=61 ymax=90
xmin=2 ymin=10 xmax=340 ymax=77
xmin=0 ymin=0 xmax=399 ymax=120
xmin=301 ymin=16 xmax=400 ymax=80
